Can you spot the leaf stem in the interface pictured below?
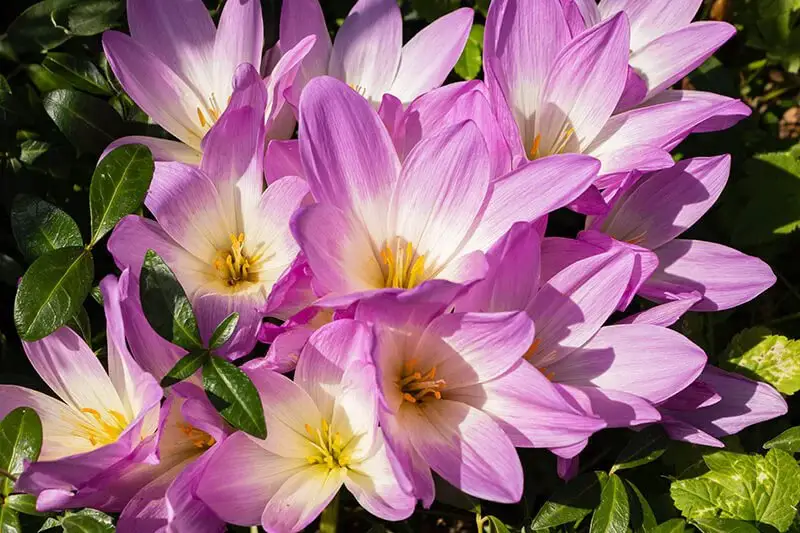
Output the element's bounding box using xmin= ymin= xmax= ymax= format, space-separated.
xmin=0 ymin=468 xmax=17 ymax=483
xmin=319 ymin=491 xmax=340 ymax=533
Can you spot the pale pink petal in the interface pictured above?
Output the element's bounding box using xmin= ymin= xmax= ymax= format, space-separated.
xmin=265 ymin=140 xmax=303 ymax=184
xmin=555 ymin=383 xmax=661 ymax=427
xmin=101 ymin=136 xmax=201 ymax=165
xmin=212 ymin=0 xmax=264 ymax=101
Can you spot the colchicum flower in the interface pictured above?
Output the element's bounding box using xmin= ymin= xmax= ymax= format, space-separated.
xmin=355 ymin=289 xmax=605 ymax=505
xmin=292 ymin=76 xmax=600 ymax=307
xmin=483 ymin=0 xmax=750 ymax=178
xmin=279 ymin=0 xmax=474 ymax=107
xmin=197 ymin=320 xmax=415 ymax=532
xmin=109 ymin=66 xmax=310 ymax=357
xmin=0 ymin=277 xmax=162 ymax=512
xmin=102 ymin=0 xmax=314 ymax=163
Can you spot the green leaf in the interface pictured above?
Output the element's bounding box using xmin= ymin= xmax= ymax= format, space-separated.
xmin=39 ymin=517 xmax=63 ymax=532
xmin=89 ymin=144 xmax=154 ymax=246
xmin=139 ymin=250 xmax=202 ymax=350
xmin=161 ymin=349 xmax=208 ymax=387
xmin=61 ymin=0 xmax=124 ymax=36
xmin=42 ymin=89 xmax=125 ymax=155
xmin=66 ymin=306 xmax=92 ymax=347
xmin=721 ymin=326 xmax=800 ymax=395
xmin=454 ymin=25 xmax=484 ymax=80
xmin=693 ymin=518 xmax=760 ymax=533
xmin=0 ymin=408 xmax=43 ymax=496
xmin=651 ymin=518 xmax=688 ymax=533
xmin=530 ymin=471 xmax=608 ymax=529
xmin=42 ymin=53 xmax=113 ymax=95
xmin=610 ymin=426 xmax=668 ymax=474
xmin=589 ymin=474 xmax=629 ymax=533
xmin=411 ymin=0 xmax=461 ymax=21
xmin=4 ymin=494 xmax=45 ymax=516
xmin=61 ymin=509 xmax=114 ymax=533
xmin=14 ymin=247 xmax=93 ymax=342
xmin=484 ymin=516 xmax=510 ymax=533
xmin=6 ymin=0 xmax=80 ymax=55
xmin=0 ymin=505 xmax=21 ymax=533
xmin=209 ymin=313 xmax=240 ymax=350
xmin=764 ymin=426 xmax=800 ymax=453
xmin=625 ymin=480 xmax=656 ymax=533
xmin=11 ymin=195 xmax=83 ymax=262
xmin=671 ymin=449 xmax=800 ymax=531
xmin=203 ymin=355 xmax=267 ymax=439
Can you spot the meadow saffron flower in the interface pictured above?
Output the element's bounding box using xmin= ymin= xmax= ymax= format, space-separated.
xmin=102 ymin=0 xmax=314 ymax=163
xmin=292 ymin=76 xmax=600 ymax=306
xmin=588 ymin=156 xmax=777 ymax=310
xmin=355 ymin=289 xmax=605 ymax=505
xmin=483 ymin=0 xmax=749 ymax=177
xmin=0 ymin=277 xmax=162 ymax=512
xmin=197 ymin=321 xmax=415 ymax=532
xmin=109 ymin=66 xmax=310 ymax=357
xmin=564 ymin=0 xmax=737 ymax=107
xmin=280 ymin=0 xmax=473 ymax=107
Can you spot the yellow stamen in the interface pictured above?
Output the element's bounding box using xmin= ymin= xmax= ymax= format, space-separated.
xmin=398 ymin=362 xmax=446 ymax=404
xmin=76 ymin=407 xmax=129 ymax=447
xmin=304 ymin=418 xmax=350 ymax=470
xmin=380 ymin=241 xmax=427 ymax=289
xmin=523 ymin=338 xmax=542 ymax=361
xmin=214 ymin=233 xmax=261 ymax=287
xmin=626 ymin=230 xmax=647 ymax=246
xmin=177 ymin=422 xmax=216 ymax=449
xmin=530 ymin=134 xmax=542 ymax=159
xmin=197 ymin=108 xmax=208 ymax=128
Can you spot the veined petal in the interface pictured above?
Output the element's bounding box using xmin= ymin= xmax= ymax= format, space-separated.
xmin=280 ymin=0 xmax=333 ymax=92
xmin=197 ymin=432 xmax=306 ymax=526
xmin=260 ymin=466 xmax=344 ymax=532
xmin=103 ymin=31 xmax=205 ymax=149
xmin=549 ymin=324 xmax=706 ymax=403
xmin=555 ymin=383 xmax=661 ymax=427
xmin=616 ymin=292 xmax=702 ymax=327
xmin=642 ymin=240 xmax=776 ymax=311
xmin=212 ymin=0 xmax=263 ymax=102
xmin=101 ymin=136 xmax=202 ymax=166
xmin=537 ymin=13 xmax=630 ymax=152
xmin=328 ymin=0 xmax=402 ymax=104
xmin=390 ymin=8 xmax=474 ymax=103
xmin=191 ymin=290 xmax=263 ymax=359
xmin=265 ymin=140 xmax=303 ymax=184
xmin=598 ymin=0 xmax=702 ymax=50
xmin=391 ymin=121 xmax=490 ymax=273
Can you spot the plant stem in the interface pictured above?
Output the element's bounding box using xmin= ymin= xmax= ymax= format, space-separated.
xmin=319 ymin=491 xmax=340 ymax=533
xmin=0 ymin=468 xmax=16 ymax=483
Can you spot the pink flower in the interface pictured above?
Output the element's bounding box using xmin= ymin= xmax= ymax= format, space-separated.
xmin=197 ymin=321 xmax=415 ymax=532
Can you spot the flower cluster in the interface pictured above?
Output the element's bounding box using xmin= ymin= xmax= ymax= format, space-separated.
xmin=0 ymin=0 xmax=789 ymax=531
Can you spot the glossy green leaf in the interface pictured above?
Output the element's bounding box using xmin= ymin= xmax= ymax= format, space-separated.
xmin=61 ymin=0 xmax=124 ymax=36
xmin=484 ymin=516 xmax=510 ymax=533
xmin=530 ymin=471 xmax=608 ymax=529
xmin=764 ymin=426 xmax=800 ymax=453
xmin=0 ymin=408 xmax=43 ymax=496
xmin=140 ymin=250 xmax=202 ymax=350
xmin=671 ymin=449 xmax=800 ymax=531
xmin=721 ymin=326 xmax=800 ymax=395
xmin=42 ymin=53 xmax=112 ymax=95
xmin=42 ymin=89 xmax=125 ymax=155
xmin=611 ymin=426 xmax=668 ymax=474
xmin=589 ymin=474 xmax=629 ymax=533
xmin=161 ymin=349 xmax=208 ymax=387
xmin=61 ymin=509 xmax=114 ymax=533
xmin=14 ymin=247 xmax=93 ymax=342
xmin=209 ymin=313 xmax=240 ymax=350
xmin=693 ymin=518 xmax=760 ymax=533
xmin=6 ymin=0 xmax=80 ymax=55
xmin=455 ymin=25 xmax=484 ymax=80
xmin=651 ymin=518 xmax=688 ymax=533
xmin=0 ymin=505 xmax=21 ymax=533
xmin=66 ymin=306 xmax=92 ymax=347
xmin=625 ymin=480 xmax=657 ymax=533
xmin=11 ymin=194 xmax=82 ymax=262
xmin=203 ymin=355 xmax=267 ymax=439
xmin=88 ymin=144 xmax=154 ymax=246
xmin=4 ymin=494 xmax=44 ymax=516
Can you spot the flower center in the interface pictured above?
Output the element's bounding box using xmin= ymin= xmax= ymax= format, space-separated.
xmin=76 ymin=408 xmax=129 ymax=447
xmin=399 ymin=359 xmax=446 ymax=404
xmin=304 ymin=419 xmax=350 ymax=470
xmin=380 ymin=241 xmax=427 ymax=289
xmin=523 ymin=339 xmax=556 ymax=380
xmin=529 ymin=124 xmax=576 ymax=160
xmin=214 ymin=233 xmax=260 ymax=286
xmin=196 ymin=93 xmax=223 ymax=129
xmin=348 ymin=83 xmax=367 ymax=96
xmin=177 ymin=422 xmax=216 ymax=450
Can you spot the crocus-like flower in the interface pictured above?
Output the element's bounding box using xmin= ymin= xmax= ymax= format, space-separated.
xmin=355 ymin=288 xmax=605 ymax=505
xmin=587 ymin=155 xmax=777 ymax=310
xmin=0 ymin=277 xmax=162 ymax=512
xmin=292 ymin=76 xmax=600 ymax=307
xmin=564 ymin=0 xmax=736 ymax=108
xmin=102 ymin=0 xmax=314 ymax=163
xmin=197 ymin=320 xmax=415 ymax=532
xmin=109 ymin=66 xmax=310 ymax=357
xmin=457 ymin=223 xmax=707 ymax=463
xmin=484 ymin=0 xmax=749 ymax=177
xmin=658 ymin=366 xmax=788 ymax=447
xmin=280 ymin=0 xmax=473 ymax=107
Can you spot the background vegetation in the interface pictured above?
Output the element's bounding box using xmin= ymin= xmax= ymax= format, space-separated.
xmin=1 ymin=0 xmax=800 ymax=531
